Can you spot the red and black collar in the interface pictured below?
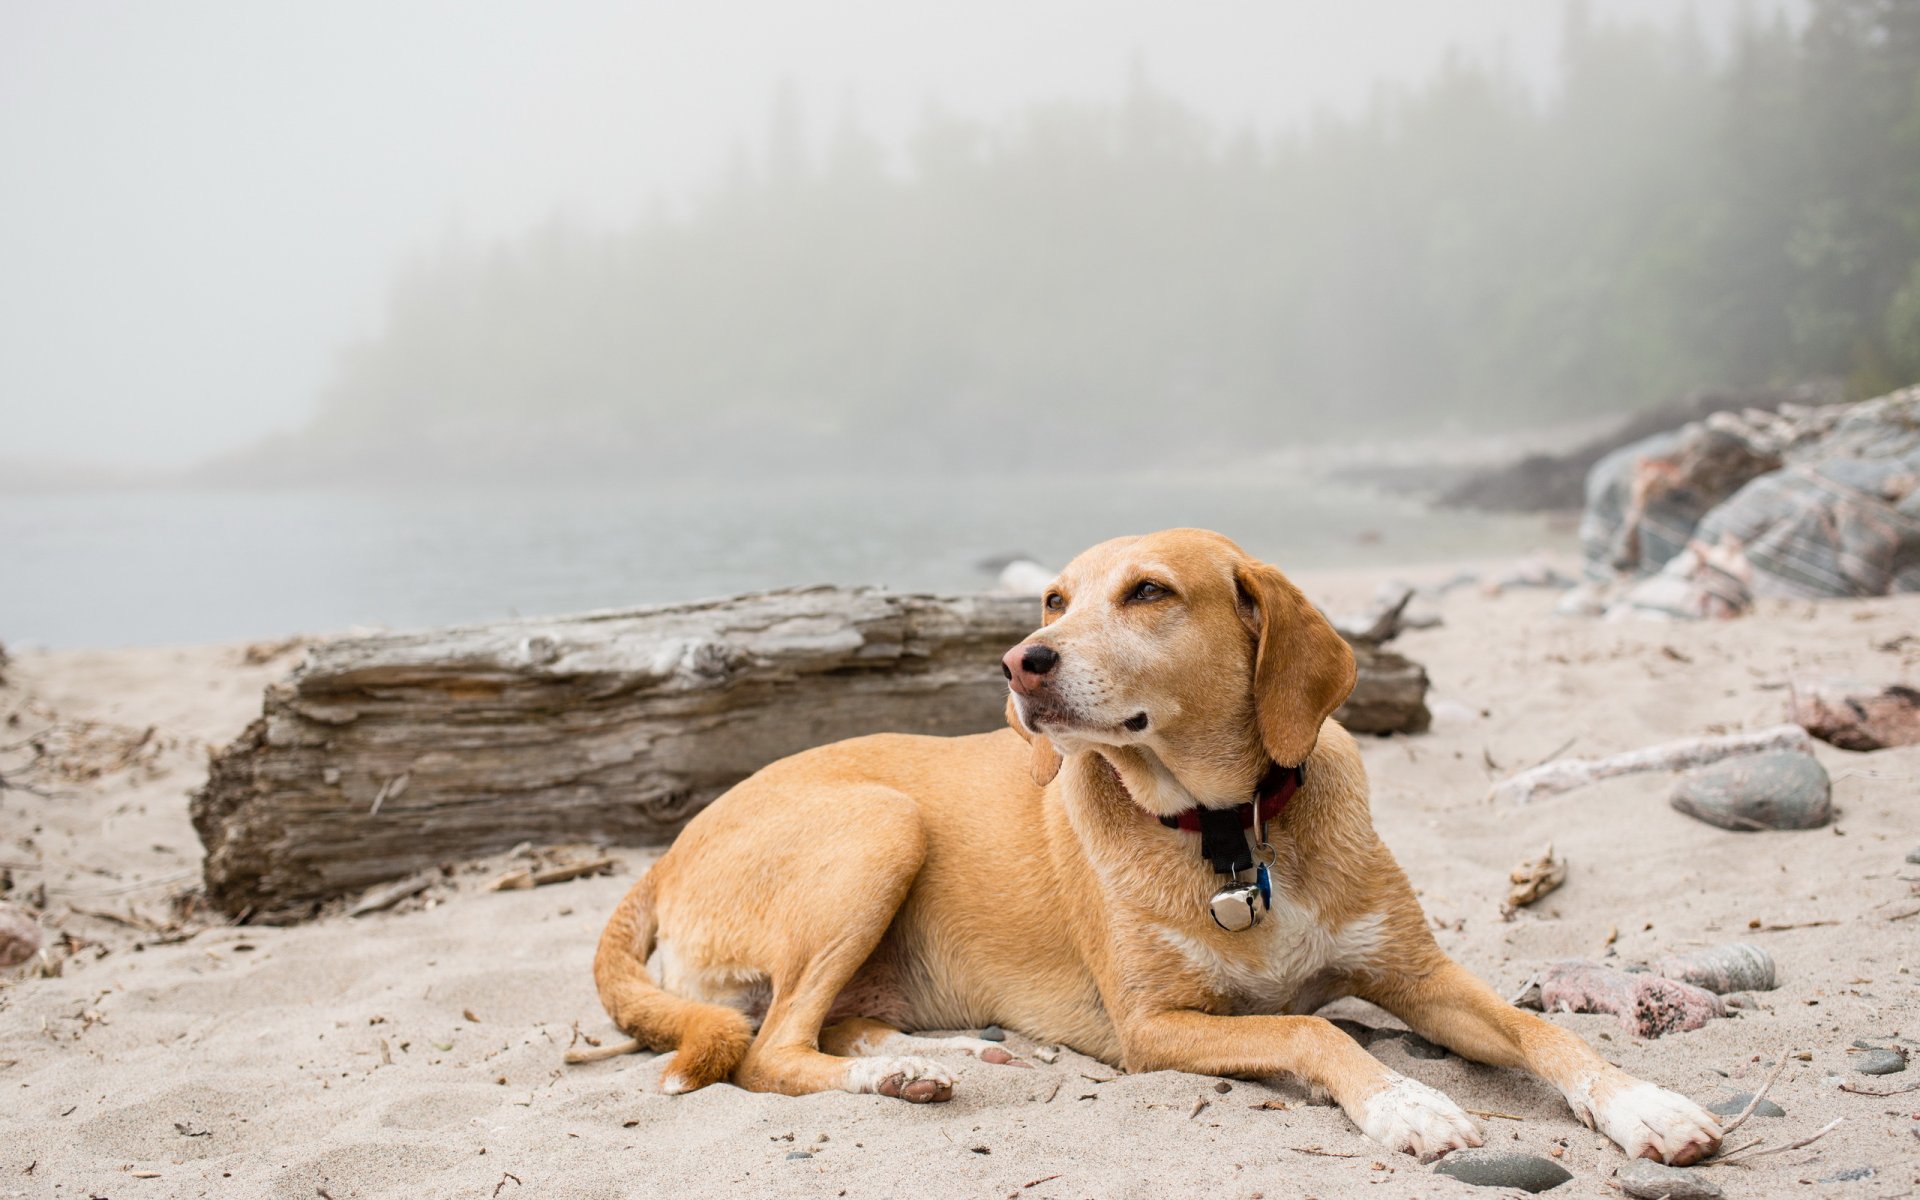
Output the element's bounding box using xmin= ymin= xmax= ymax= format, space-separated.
xmin=1157 ymin=761 xmax=1303 ymax=833
xmin=1160 ymin=761 xmax=1303 ymax=878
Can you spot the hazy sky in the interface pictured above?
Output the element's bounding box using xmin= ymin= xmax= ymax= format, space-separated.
xmin=0 ymin=1 xmax=1782 ymax=470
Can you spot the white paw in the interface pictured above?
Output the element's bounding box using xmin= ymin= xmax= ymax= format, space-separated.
xmin=1354 ymin=1074 xmax=1483 ymax=1161
xmin=842 ymin=1055 xmax=955 ymax=1103
xmin=1578 ymin=1077 xmax=1721 ymax=1165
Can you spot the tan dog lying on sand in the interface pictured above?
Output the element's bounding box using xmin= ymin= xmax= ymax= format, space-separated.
xmin=577 ymin=528 xmax=1721 ymax=1163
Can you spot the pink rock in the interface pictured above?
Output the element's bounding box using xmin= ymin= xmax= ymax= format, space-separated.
xmin=1538 ymin=961 xmax=1725 ymax=1038
xmin=1791 ymin=680 xmax=1920 ymax=751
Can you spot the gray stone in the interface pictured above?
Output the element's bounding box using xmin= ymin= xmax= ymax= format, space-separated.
xmin=1705 ymin=1092 xmax=1784 ymax=1118
xmin=785 ymin=1151 xmax=813 ymax=1161
xmin=979 ymin=1024 xmax=1006 ymax=1042
xmin=1617 ymin=1158 xmax=1724 ymax=1200
xmin=1431 ymin=1149 xmax=1572 ymax=1192
xmin=1669 ymin=752 xmax=1832 ymax=831
xmin=1854 ymin=1047 xmax=1908 ymax=1075
xmin=1906 ymin=846 xmax=1920 ymax=865
xmin=1821 ymin=1166 xmax=1875 ymax=1182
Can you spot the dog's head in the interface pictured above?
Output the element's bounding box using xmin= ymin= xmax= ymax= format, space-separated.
xmin=1002 ymin=529 xmax=1355 ymax=796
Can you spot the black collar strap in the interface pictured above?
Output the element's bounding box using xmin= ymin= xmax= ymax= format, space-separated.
xmin=1159 ymin=763 xmax=1304 ymax=875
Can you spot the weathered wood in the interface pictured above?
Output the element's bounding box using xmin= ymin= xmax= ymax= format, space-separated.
xmin=1488 ymin=723 xmax=1815 ymax=806
xmin=192 ymin=586 xmax=1431 ymax=918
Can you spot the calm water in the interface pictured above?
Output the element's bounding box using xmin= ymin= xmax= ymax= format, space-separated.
xmin=0 ymin=472 xmax=1557 ymax=648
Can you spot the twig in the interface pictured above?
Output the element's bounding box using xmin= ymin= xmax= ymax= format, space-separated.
xmin=1188 ymin=1095 xmax=1209 ymax=1119
xmin=1707 ymin=1116 xmax=1841 ymax=1166
xmin=1838 ymin=1079 xmax=1919 ymax=1096
xmin=346 ymin=873 xmax=432 ymax=917
xmin=1720 ymin=1052 xmax=1793 ymax=1136
xmin=563 ymin=1037 xmax=642 ymax=1064
xmin=1466 ymin=1108 xmax=1526 ymax=1121
xmin=1886 ymin=907 xmax=1920 ymax=922
xmin=1490 ymin=724 xmax=1814 ymax=805
xmin=1527 ymin=737 xmax=1577 ymax=770
xmin=489 ymin=858 xmax=618 ymax=891
xmin=1288 ymin=1146 xmax=1361 ymax=1158
xmin=1021 ymin=1175 xmax=1062 ymax=1190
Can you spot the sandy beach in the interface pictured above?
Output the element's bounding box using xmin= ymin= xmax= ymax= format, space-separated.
xmin=3 ymin=566 xmax=1917 ymax=1199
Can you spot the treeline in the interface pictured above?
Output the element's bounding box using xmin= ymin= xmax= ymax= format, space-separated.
xmin=261 ymin=0 xmax=1920 ymax=480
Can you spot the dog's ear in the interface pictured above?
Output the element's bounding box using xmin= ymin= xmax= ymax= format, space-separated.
xmin=1233 ymin=559 xmax=1357 ymax=767
xmin=1004 ymin=694 xmax=1064 ymax=786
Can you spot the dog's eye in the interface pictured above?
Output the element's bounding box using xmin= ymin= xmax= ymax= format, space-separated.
xmin=1044 ymin=592 xmax=1065 ymax=613
xmin=1127 ymin=581 xmax=1170 ymax=604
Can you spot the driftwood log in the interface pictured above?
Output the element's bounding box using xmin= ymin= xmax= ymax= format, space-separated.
xmin=192 ymin=587 xmax=1431 ymax=918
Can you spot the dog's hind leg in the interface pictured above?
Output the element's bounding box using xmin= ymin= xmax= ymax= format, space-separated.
xmin=726 ymin=787 xmax=956 ymax=1102
xmin=821 ymin=1017 xmax=1026 ymax=1066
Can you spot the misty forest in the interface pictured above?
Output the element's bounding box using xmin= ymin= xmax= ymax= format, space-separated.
xmin=227 ymin=0 xmax=1920 ymax=481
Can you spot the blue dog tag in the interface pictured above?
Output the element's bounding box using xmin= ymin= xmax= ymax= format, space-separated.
xmin=1255 ymin=862 xmax=1272 ymax=910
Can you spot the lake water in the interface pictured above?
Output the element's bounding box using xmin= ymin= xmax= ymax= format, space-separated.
xmin=0 ymin=471 xmax=1560 ymax=648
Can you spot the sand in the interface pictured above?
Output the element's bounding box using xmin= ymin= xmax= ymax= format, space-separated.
xmin=2 ymin=569 xmax=1917 ymax=1199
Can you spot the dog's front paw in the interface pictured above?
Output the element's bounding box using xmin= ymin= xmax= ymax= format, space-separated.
xmin=1354 ymin=1074 xmax=1483 ymax=1161
xmin=1581 ymin=1077 xmax=1721 ymax=1165
xmin=843 ymin=1056 xmax=955 ymax=1103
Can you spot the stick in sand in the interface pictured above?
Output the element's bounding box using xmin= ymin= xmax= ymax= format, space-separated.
xmin=1489 ymin=724 xmax=1814 ymax=805
xmin=564 ymin=1037 xmax=644 ymax=1064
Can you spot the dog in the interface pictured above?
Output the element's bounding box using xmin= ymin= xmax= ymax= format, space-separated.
xmin=577 ymin=528 xmax=1721 ymax=1163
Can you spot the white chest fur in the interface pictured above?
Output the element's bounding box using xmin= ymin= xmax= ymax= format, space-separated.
xmin=1153 ymin=898 xmax=1385 ymax=1015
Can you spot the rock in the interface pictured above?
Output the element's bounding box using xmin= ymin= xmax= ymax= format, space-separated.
xmin=979 ymin=1024 xmax=1006 ymax=1042
xmin=785 ymin=1151 xmax=813 ymax=1161
xmin=1587 ymin=387 xmax=1920 ymax=619
xmin=1905 ymin=847 xmax=1920 ymax=865
xmin=1821 ymin=1166 xmax=1875 ymax=1182
xmin=0 ymin=902 xmax=43 ymax=968
xmin=1213 ymin=1080 xmax=1232 ymax=1093
xmin=1854 ymin=1047 xmax=1907 ymax=1075
xmin=1790 ymin=680 xmax=1920 ymax=751
xmin=1652 ymin=943 xmax=1776 ymax=993
xmin=1706 ymin=1092 xmax=1784 ymax=1118
xmin=1431 ymin=1149 xmax=1572 ymax=1192
xmin=1669 ymin=752 xmax=1831 ymax=831
xmin=1537 ymin=960 xmax=1725 ymax=1037
xmin=1617 ymin=1158 xmax=1724 ymax=1200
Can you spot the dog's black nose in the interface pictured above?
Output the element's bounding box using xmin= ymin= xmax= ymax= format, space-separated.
xmin=1021 ymin=645 xmax=1059 ymax=676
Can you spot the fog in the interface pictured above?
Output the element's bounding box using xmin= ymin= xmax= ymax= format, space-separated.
xmin=2 ymin=0 xmax=1804 ymax=476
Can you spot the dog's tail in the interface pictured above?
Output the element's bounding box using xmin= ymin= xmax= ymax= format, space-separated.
xmin=564 ymin=873 xmax=753 ymax=1092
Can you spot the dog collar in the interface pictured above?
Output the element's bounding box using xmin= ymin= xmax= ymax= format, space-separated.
xmin=1157 ymin=762 xmax=1302 ymax=836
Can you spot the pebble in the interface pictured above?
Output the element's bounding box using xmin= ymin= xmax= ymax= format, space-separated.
xmin=1431 ymin=1149 xmax=1572 ymax=1192
xmin=1821 ymin=1166 xmax=1875 ymax=1182
xmin=1617 ymin=1159 xmax=1723 ymax=1200
xmin=786 ymin=1151 xmax=812 ymax=1161
xmin=1212 ymin=1080 xmax=1232 ymax=1093
xmin=1907 ymin=847 xmax=1920 ymax=865
xmin=1706 ymin=1092 xmax=1784 ymax=1118
xmin=1854 ymin=1047 xmax=1907 ymax=1075
xmin=1669 ymin=752 xmax=1832 ymax=831
xmin=979 ymin=1024 xmax=1006 ymax=1042
xmin=1653 ymin=943 xmax=1776 ymax=993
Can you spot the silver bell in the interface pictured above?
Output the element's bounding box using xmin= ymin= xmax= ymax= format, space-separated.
xmin=1209 ymin=881 xmax=1263 ymax=932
